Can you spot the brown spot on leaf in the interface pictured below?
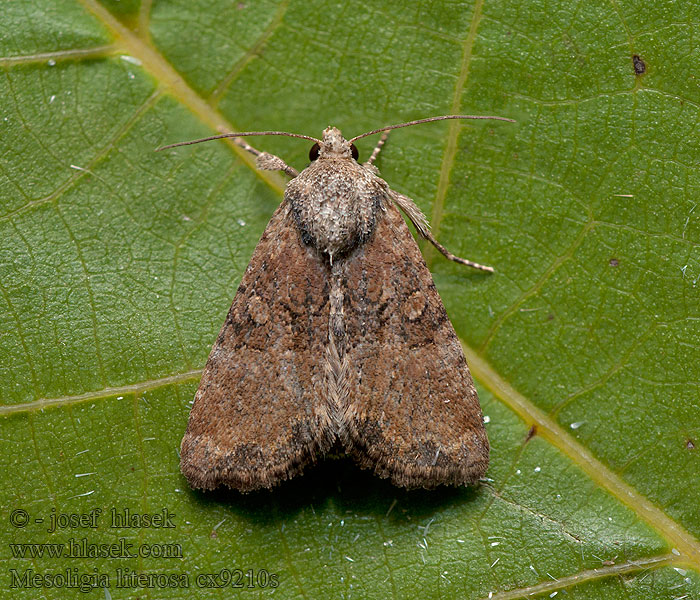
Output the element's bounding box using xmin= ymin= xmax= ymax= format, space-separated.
xmin=609 ymin=258 xmax=619 ymax=267
xmin=525 ymin=424 xmax=537 ymax=443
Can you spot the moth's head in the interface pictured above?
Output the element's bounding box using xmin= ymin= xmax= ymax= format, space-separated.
xmin=309 ymin=127 xmax=359 ymax=162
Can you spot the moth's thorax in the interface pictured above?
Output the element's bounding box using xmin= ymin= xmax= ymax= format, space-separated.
xmin=286 ymin=152 xmax=387 ymax=259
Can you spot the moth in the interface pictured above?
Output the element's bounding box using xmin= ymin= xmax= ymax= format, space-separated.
xmin=160 ymin=114 xmax=513 ymax=492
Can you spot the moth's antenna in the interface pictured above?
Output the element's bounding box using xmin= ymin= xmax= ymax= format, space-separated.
xmin=349 ymin=115 xmax=515 ymax=143
xmin=156 ymin=131 xmax=321 ymax=152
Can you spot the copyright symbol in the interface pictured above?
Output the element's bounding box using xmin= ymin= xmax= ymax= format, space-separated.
xmin=10 ymin=509 xmax=29 ymax=528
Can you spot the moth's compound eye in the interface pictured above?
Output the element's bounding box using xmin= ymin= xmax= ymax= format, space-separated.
xmin=351 ymin=144 xmax=359 ymax=161
xmin=309 ymin=143 xmax=320 ymax=161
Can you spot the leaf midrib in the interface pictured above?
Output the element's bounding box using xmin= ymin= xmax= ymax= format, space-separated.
xmin=464 ymin=344 xmax=700 ymax=568
xmin=77 ymin=0 xmax=287 ymax=196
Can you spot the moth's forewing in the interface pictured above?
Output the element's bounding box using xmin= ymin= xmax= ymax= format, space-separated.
xmin=180 ymin=204 xmax=335 ymax=492
xmin=340 ymin=202 xmax=489 ymax=488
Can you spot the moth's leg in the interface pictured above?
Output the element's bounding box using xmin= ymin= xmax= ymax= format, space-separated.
xmin=391 ymin=191 xmax=494 ymax=273
xmin=364 ymin=131 xmax=389 ymax=166
xmin=232 ymin=137 xmax=299 ymax=178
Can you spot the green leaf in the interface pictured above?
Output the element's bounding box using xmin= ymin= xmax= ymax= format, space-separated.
xmin=1 ymin=1 xmax=698 ymax=598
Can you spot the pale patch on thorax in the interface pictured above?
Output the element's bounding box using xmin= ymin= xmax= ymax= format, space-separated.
xmin=286 ymin=159 xmax=386 ymax=259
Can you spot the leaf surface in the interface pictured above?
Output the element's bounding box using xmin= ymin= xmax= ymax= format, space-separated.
xmin=1 ymin=1 xmax=698 ymax=598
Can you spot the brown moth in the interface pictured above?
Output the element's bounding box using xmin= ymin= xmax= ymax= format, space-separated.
xmin=160 ymin=115 xmax=513 ymax=492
